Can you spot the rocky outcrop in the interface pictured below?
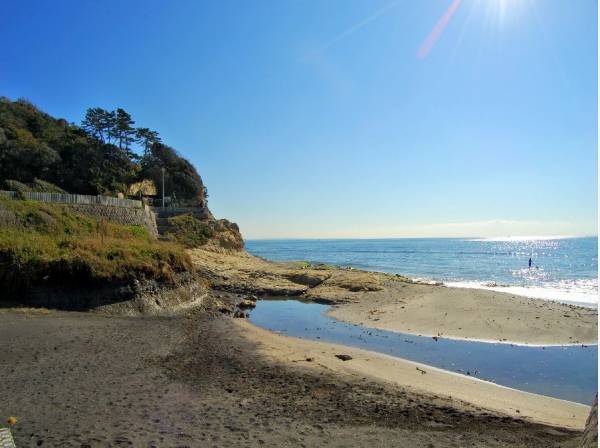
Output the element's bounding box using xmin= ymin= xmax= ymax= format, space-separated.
xmin=581 ymin=395 xmax=598 ymax=448
xmin=154 ymin=208 xmax=244 ymax=252
xmin=205 ymin=219 xmax=245 ymax=251
xmin=188 ymin=248 xmax=385 ymax=303
xmin=10 ymin=273 xmax=208 ymax=315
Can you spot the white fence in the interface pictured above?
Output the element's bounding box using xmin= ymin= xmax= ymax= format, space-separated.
xmin=0 ymin=190 xmax=142 ymax=208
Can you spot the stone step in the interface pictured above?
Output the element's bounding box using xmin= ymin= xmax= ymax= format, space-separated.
xmin=157 ymin=224 xmax=172 ymax=232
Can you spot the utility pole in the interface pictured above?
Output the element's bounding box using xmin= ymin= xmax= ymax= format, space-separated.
xmin=161 ymin=167 xmax=165 ymax=209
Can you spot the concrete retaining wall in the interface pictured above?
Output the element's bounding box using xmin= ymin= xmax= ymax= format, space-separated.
xmin=1 ymin=190 xmax=158 ymax=238
xmin=70 ymin=204 xmax=158 ymax=239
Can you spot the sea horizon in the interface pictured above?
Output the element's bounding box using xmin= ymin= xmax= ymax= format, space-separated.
xmin=247 ymin=236 xmax=598 ymax=308
xmin=246 ymin=235 xmax=598 ymax=241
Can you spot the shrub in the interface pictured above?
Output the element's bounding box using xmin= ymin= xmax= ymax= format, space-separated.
xmin=4 ymin=179 xmax=32 ymax=193
xmin=165 ymin=214 xmax=213 ymax=248
xmin=31 ymin=178 xmax=66 ymax=193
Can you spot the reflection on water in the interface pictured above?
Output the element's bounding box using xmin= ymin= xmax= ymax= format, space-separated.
xmin=246 ymin=237 xmax=598 ymax=306
xmin=249 ymin=299 xmax=598 ymax=405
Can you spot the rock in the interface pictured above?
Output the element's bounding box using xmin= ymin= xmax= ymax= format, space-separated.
xmin=238 ymin=299 xmax=256 ymax=309
xmin=581 ymin=395 xmax=598 ymax=448
xmin=285 ymin=272 xmax=331 ymax=287
xmin=335 ymin=354 xmax=353 ymax=361
xmin=233 ymin=310 xmax=247 ymax=318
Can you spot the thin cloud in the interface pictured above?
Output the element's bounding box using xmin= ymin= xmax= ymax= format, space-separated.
xmin=304 ymin=0 xmax=404 ymax=59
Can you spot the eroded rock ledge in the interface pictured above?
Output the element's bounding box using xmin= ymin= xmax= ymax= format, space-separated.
xmin=189 ymin=247 xmax=395 ymax=303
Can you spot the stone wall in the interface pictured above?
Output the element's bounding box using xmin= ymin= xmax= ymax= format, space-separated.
xmin=69 ymin=204 xmax=158 ymax=239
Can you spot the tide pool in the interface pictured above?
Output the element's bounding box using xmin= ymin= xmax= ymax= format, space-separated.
xmin=248 ymin=299 xmax=598 ymax=405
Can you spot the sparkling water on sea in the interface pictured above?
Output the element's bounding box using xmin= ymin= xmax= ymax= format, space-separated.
xmin=246 ymin=237 xmax=598 ymax=307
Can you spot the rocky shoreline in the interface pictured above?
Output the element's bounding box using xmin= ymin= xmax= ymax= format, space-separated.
xmin=1 ymin=246 xmax=597 ymax=447
xmin=190 ymin=247 xmax=598 ymax=346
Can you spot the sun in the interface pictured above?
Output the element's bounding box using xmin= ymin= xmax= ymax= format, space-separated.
xmin=493 ymin=0 xmax=522 ymax=24
xmin=480 ymin=0 xmax=529 ymax=29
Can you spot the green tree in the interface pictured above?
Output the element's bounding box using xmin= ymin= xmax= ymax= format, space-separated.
xmin=0 ymin=128 xmax=60 ymax=182
xmin=0 ymin=98 xmax=209 ymax=202
xmin=81 ymin=107 xmax=106 ymax=142
xmin=141 ymin=142 xmax=207 ymax=206
xmin=111 ymin=108 xmax=136 ymax=155
xmin=135 ymin=127 xmax=161 ymax=157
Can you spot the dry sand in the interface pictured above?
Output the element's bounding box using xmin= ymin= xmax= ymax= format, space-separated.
xmin=327 ymin=282 xmax=598 ymax=345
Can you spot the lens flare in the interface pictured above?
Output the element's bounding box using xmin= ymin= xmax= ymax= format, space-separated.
xmin=417 ymin=0 xmax=463 ymax=59
xmin=418 ymin=0 xmax=524 ymax=59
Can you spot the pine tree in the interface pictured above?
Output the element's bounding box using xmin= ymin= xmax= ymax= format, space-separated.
xmin=100 ymin=110 xmax=116 ymax=144
xmin=81 ymin=108 xmax=106 ymax=142
xmin=135 ymin=127 xmax=161 ymax=157
xmin=81 ymin=108 xmax=115 ymax=143
xmin=112 ymin=108 xmax=136 ymax=153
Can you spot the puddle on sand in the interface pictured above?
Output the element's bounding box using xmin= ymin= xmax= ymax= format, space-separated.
xmin=248 ymin=299 xmax=598 ymax=405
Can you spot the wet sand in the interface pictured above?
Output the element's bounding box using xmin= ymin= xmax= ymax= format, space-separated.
xmin=0 ymin=308 xmax=586 ymax=447
xmin=237 ymin=319 xmax=589 ymax=429
xmin=190 ymin=248 xmax=597 ymax=346
xmin=327 ymin=282 xmax=598 ymax=345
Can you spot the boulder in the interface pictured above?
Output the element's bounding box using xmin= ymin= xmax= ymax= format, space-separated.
xmin=238 ymin=299 xmax=256 ymax=309
xmin=581 ymin=395 xmax=598 ymax=448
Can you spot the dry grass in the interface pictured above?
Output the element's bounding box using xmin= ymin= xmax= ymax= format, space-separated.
xmin=0 ymin=198 xmax=193 ymax=296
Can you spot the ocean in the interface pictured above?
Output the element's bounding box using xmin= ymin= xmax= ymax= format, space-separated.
xmin=246 ymin=236 xmax=598 ymax=307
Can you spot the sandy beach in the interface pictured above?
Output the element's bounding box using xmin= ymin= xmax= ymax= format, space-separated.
xmin=327 ymin=281 xmax=598 ymax=345
xmin=0 ymin=307 xmax=589 ymax=447
xmin=192 ymin=248 xmax=598 ymax=346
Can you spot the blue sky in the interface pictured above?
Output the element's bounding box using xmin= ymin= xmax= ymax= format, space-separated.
xmin=1 ymin=0 xmax=597 ymax=238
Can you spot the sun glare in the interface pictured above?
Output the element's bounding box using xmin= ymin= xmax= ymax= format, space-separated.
xmin=418 ymin=0 xmax=526 ymax=59
xmin=489 ymin=0 xmax=522 ymax=26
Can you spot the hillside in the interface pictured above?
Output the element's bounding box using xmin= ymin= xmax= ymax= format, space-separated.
xmin=0 ymin=97 xmax=249 ymax=311
xmin=0 ymin=197 xmax=196 ymax=307
xmin=0 ymin=97 xmax=208 ymax=208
